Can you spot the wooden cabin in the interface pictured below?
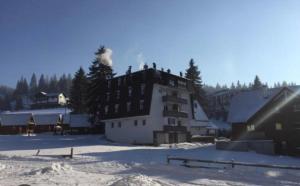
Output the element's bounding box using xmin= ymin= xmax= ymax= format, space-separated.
xmin=0 ymin=113 xmax=34 ymax=134
xmin=227 ymin=87 xmax=300 ymax=155
xmin=69 ymin=114 xmax=91 ymax=134
xmin=33 ymin=114 xmax=62 ymax=133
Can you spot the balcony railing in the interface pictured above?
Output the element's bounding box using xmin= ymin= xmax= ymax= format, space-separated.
xmin=163 ymin=125 xmax=187 ymax=132
xmin=162 ymin=95 xmax=188 ymax=104
xmin=163 ymin=110 xmax=188 ymax=118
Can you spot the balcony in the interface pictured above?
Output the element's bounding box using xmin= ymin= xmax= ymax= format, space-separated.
xmin=162 ymin=95 xmax=188 ymax=104
xmin=163 ymin=110 xmax=188 ymax=118
xmin=163 ymin=125 xmax=187 ymax=132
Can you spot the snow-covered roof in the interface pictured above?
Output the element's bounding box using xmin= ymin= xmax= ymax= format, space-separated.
xmin=69 ymin=114 xmax=91 ymax=128
xmin=33 ymin=114 xmax=61 ymax=126
xmin=193 ymin=100 xmax=209 ymax=121
xmin=0 ymin=113 xmax=32 ymax=126
xmin=2 ymin=108 xmax=72 ymax=115
xmin=227 ymin=88 xmax=282 ymax=123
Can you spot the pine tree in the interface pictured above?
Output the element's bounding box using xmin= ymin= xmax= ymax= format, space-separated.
xmin=86 ymin=46 xmax=115 ymax=123
xmin=38 ymin=74 xmax=47 ymax=92
xmin=29 ymin=73 xmax=38 ymax=95
xmin=185 ymin=58 xmax=207 ymax=113
xmin=236 ymin=81 xmax=242 ymax=90
xmin=252 ymin=75 xmax=262 ymax=89
xmin=70 ymin=67 xmax=88 ymax=113
xmin=48 ymin=75 xmax=58 ymax=93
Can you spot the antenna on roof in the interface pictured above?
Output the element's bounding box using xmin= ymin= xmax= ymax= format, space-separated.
xmin=143 ymin=63 xmax=148 ymax=70
xmin=126 ymin=66 xmax=132 ymax=75
xmin=152 ymin=63 xmax=156 ymax=70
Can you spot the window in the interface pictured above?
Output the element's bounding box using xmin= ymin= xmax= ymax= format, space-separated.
xmin=168 ymin=118 xmax=176 ymax=125
xmin=134 ymin=120 xmax=138 ymax=126
xmin=115 ymin=104 xmax=119 ymax=113
xmin=118 ymin=122 xmax=121 ymax=128
xmin=128 ymin=86 xmax=132 ymax=97
xmin=140 ymin=100 xmax=144 ymax=110
xmin=116 ymin=90 xmax=120 ymax=99
xmin=105 ymin=105 xmax=109 ymax=115
xmin=169 ymin=80 xmax=175 ymax=87
xmin=275 ymin=122 xmax=282 ymax=130
xmin=177 ymin=120 xmax=182 ymax=126
xmin=247 ymin=124 xmax=255 ymax=132
xmin=111 ymin=122 xmax=114 ymax=128
xmin=108 ymin=80 xmax=111 ymax=88
xmin=141 ymin=84 xmax=146 ymax=95
xmin=178 ymin=80 xmax=186 ymax=87
xmin=118 ymin=78 xmax=122 ymax=86
xmin=142 ymin=120 xmax=146 ymax=126
xmin=127 ymin=102 xmax=131 ymax=112
xmin=106 ymin=92 xmax=110 ymax=102
xmin=294 ymin=104 xmax=300 ymax=112
xmin=194 ymin=103 xmax=198 ymax=108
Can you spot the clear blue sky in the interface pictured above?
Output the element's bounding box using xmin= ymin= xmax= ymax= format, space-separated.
xmin=1 ymin=0 xmax=300 ymax=87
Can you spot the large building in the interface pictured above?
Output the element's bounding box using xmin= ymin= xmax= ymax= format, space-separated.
xmin=227 ymin=87 xmax=300 ymax=155
xmin=100 ymin=68 xmax=211 ymax=145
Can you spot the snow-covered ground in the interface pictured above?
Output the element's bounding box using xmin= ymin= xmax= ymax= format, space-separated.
xmin=0 ymin=135 xmax=299 ymax=186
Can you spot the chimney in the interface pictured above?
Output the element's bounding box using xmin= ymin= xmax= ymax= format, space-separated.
xmin=126 ymin=66 xmax=132 ymax=75
xmin=167 ymin=69 xmax=171 ymax=74
xmin=143 ymin=63 xmax=148 ymax=70
xmin=262 ymin=85 xmax=269 ymax=99
xmin=152 ymin=63 xmax=156 ymax=70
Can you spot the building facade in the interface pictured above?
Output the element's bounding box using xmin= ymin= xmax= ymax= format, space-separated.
xmin=101 ymin=68 xmax=211 ymax=145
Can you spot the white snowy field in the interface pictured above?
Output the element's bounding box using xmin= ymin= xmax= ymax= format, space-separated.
xmin=0 ymin=135 xmax=299 ymax=186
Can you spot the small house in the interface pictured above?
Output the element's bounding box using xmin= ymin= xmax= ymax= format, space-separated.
xmin=69 ymin=114 xmax=91 ymax=134
xmin=0 ymin=113 xmax=34 ymax=134
xmin=227 ymin=87 xmax=300 ymax=155
xmin=31 ymin=92 xmax=67 ymax=109
xmin=33 ymin=113 xmax=62 ymax=133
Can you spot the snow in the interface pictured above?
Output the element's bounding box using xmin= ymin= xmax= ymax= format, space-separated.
xmin=227 ymin=88 xmax=281 ymax=123
xmin=0 ymin=134 xmax=299 ymax=186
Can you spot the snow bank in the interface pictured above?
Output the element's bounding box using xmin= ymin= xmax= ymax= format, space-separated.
xmin=28 ymin=163 xmax=72 ymax=175
xmin=110 ymin=174 xmax=171 ymax=186
xmin=0 ymin=163 xmax=5 ymax=171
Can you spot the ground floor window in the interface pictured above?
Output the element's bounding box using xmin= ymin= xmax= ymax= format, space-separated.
xmin=247 ymin=124 xmax=255 ymax=132
xmin=111 ymin=122 xmax=114 ymax=128
xmin=275 ymin=122 xmax=282 ymax=130
xmin=118 ymin=122 xmax=121 ymax=128
xmin=142 ymin=119 xmax=146 ymax=126
xmin=134 ymin=120 xmax=138 ymax=126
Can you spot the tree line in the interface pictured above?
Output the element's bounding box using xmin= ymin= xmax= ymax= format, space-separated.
xmin=0 ymin=73 xmax=72 ymax=111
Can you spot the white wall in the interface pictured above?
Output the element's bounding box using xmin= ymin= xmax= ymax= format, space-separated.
xmin=105 ymin=116 xmax=153 ymax=144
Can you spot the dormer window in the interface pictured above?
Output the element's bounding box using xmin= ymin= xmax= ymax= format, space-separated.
xmin=141 ymin=84 xmax=145 ymax=95
xmin=118 ymin=78 xmax=122 ymax=87
xmin=106 ymin=92 xmax=110 ymax=102
xmin=128 ymin=87 xmax=132 ymax=97
xmin=116 ymin=90 xmax=120 ymax=99
xmin=140 ymin=100 xmax=144 ymax=110
xmin=169 ymin=80 xmax=175 ymax=87
xmin=127 ymin=102 xmax=131 ymax=112
xmin=105 ymin=105 xmax=109 ymax=115
xmin=107 ymin=80 xmax=111 ymax=89
xmin=115 ymin=104 xmax=119 ymax=113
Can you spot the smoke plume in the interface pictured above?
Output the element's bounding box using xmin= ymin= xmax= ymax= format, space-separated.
xmin=97 ymin=48 xmax=113 ymax=67
xmin=137 ymin=53 xmax=145 ymax=70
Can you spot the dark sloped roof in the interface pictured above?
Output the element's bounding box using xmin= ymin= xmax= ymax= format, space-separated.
xmin=227 ymin=88 xmax=282 ymax=123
